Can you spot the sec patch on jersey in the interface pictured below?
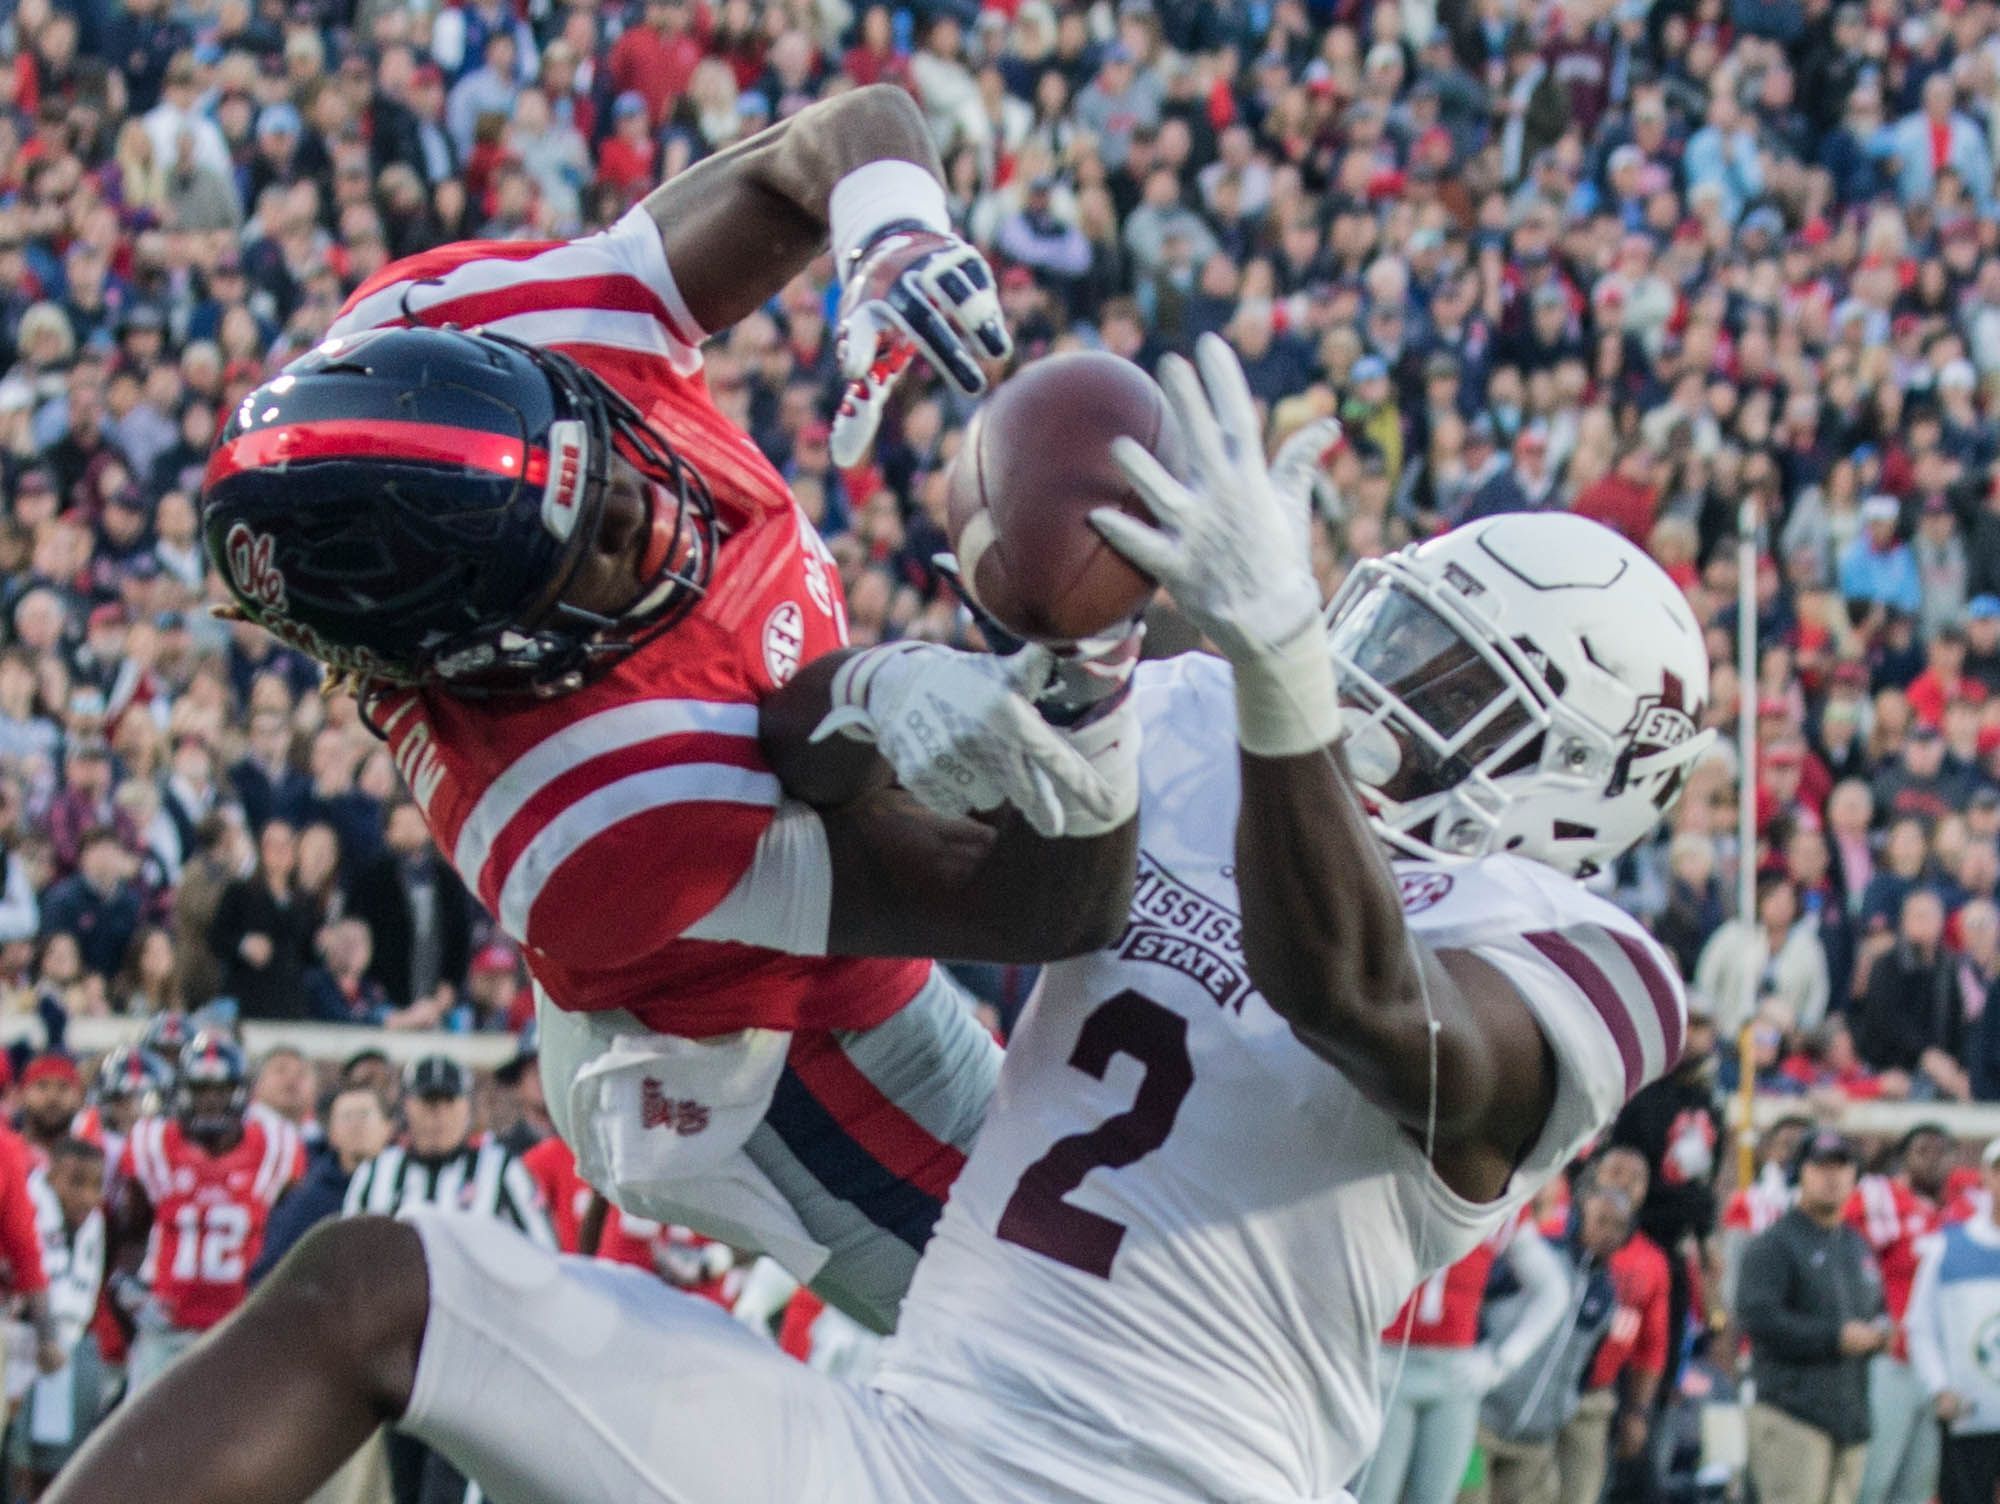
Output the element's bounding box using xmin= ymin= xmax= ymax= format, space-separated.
xmin=762 ymin=601 xmax=806 ymax=685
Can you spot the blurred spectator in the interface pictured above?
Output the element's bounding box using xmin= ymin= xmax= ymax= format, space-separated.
xmin=1907 ymin=1136 xmax=2000 ymax=1504
xmin=1574 ymin=1145 xmax=1672 ymax=1504
xmin=168 ymin=815 xmax=246 ymax=1010
xmin=38 ymin=829 xmax=140 ymax=983
xmin=1854 ymin=889 xmax=1970 ymax=1101
xmin=250 ymin=1046 xmax=317 ymax=1144
xmin=1473 ymin=1177 xmax=1635 ymax=1504
xmin=227 ymin=710 xmax=308 ymax=835
xmin=1695 ymin=872 xmax=1832 ymax=1037
xmin=1722 ymin=1118 xmax=1812 ymax=1308
xmin=248 ymin=1086 xmax=391 ymax=1288
xmin=1846 ymin=1125 xmax=1950 ymax=1504
xmin=1739 ymin=1131 xmax=1888 ymax=1504
xmin=346 ymin=801 xmax=472 ymax=1016
xmin=14 ymin=1054 xmax=81 ymax=1166
xmin=15 ymin=1134 xmax=107 ymax=1492
xmin=204 ymin=819 xmax=316 ymax=1022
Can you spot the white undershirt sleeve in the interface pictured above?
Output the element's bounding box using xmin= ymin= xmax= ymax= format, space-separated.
xmin=680 ymin=798 xmax=834 ymax=955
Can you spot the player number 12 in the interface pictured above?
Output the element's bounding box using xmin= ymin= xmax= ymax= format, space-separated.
xmin=996 ymin=990 xmax=1194 ymax=1280
xmin=171 ymin=1202 xmax=252 ymax=1283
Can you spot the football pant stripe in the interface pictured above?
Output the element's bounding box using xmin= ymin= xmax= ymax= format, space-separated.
xmin=783 ymin=1030 xmax=967 ymax=1201
xmin=760 ymin=1066 xmax=946 ymax=1254
xmin=830 ymin=971 xmax=1000 ymax=1156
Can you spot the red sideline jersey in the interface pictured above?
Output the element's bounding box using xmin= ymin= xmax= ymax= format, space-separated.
xmin=1845 ymin=1173 xmax=1938 ymax=1359
xmin=1586 ymin=1230 xmax=1670 ymax=1390
xmin=1722 ymin=1165 xmax=1791 ymax=1238
xmin=521 ymin=1132 xmax=663 ymax=1270
xmin=1943 ymin=1167 xmax=1986 ymax=1225
xmin=321 ymin=213 xmax=930 ymax=1040
xmin=0 ymin=1125 xmax=46 ymax=1299
xmin=1381 ymin=1214 xmax=1527 ymax=1349
xmin=118 ymin=1115 xmax=304 ymax=1332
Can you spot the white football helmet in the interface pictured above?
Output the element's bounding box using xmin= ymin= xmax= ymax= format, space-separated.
xmin=1327 ymin=513 xmax=1715 ymax=878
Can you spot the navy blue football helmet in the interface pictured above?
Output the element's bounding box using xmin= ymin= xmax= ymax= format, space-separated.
xmin=95 ymin=1045 xmax=173 ymax=1114
xmin=175 ymin=1031 xmax=250 ymax=1142
xmin=199 ymin=325 xmax=715 ymax=697
xmin=139 ymin=1010 xmax=193 ymax=1070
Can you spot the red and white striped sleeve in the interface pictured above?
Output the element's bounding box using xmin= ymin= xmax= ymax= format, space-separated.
xmin=327 ymin=208 xmax=706 ymax=376
xmin=1465 ymin=911 xmax=1687 ymax=1180
xmin=120 ymin=1119 xmax=169 ymax=1206
xmin=422 ymin=696 xmax=784 ymax=971
xmin=249 ymin=1118 xmax=305 ymax=1206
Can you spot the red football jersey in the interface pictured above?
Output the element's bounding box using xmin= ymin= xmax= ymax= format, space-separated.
xmin=521 ymin=1133 xmax=658 ymax=1270
xmin=521 ymin=1134 xmax=736 ymax=1304
xmin=1722 ymin=1166 xmax=1790 ymax=1236
xmin=1382 ymin=1215 xmax=1525 ymax=1349
xmin=328 ymin=213 xmax=930 ymax=1039
xmin=1845 ymin=1173 xmax=1937 ymax=1357
xmin=118 ymin=1115 xmax=304 ymax=1331
xmin=1586 ymin=1230 xmax=1670 ymax=1390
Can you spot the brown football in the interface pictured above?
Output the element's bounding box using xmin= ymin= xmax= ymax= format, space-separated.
xmin=944 ymin=350 xmax=1183 ymax=643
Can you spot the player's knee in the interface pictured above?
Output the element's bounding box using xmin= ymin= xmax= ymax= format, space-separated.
xmin=262 ymin=1217 xmax=430 ymax=1416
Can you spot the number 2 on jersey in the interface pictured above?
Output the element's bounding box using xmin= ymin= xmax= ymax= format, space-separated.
xmin=171 ymin=1202 xmax=252 ymax=1283
xmin=996 ymin=990 xmax=1194 ymax=1279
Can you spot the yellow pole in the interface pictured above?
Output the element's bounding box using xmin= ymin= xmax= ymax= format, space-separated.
xmin=1736 ymin=1021 xmax=1757 ymax=1190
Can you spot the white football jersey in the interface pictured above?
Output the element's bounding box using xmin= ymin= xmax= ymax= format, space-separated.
xmin=871 ymin=655 xmax=1685 ymax=1503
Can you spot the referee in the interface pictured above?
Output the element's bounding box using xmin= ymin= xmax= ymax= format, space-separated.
xmin=343 ymin=1054 xmax=554 ymax=1504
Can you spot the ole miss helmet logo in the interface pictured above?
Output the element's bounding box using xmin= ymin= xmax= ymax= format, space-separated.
xmin=225 ymin=523 xmax=286 ymax=612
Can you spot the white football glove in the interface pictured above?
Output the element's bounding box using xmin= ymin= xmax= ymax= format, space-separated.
xmin=1093 ymin=336 xmax=1327 ymax=664
xmin=1092 ymin=335 xmax=1344 ymax=758
xmin=1270 ymin=415 xmax=1345 ymax=561
xmin=830 ymin=226 xmax=1011 ymax=468
xmin=811 ymin=641 xmax=1117 ymax=837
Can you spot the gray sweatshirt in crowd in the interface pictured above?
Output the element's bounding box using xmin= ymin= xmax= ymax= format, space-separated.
xmin=1736 ymin=1206 xmax=1885 ymax=1446
xmin=1481 ymin=1237 xmax=1623 ymax=1445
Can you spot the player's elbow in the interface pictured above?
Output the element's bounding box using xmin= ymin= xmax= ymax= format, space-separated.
xmin=840 ymin=83 xmax=931 ymax=144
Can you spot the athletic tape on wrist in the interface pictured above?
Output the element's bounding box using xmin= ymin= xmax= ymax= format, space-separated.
xmin=830 ymin=161 xmax=951 ymax=279
xmin=1060 ymin=697 xmax=1141 ymax=837
xmin=1233 ymin=625 xmax=1344 ymax=759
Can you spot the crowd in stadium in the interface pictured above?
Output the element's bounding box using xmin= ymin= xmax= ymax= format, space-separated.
xmin=7 ymin=0 xmax=2000 ymax=1495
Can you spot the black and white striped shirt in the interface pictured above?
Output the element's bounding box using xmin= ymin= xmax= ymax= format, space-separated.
xmin=342 ymin=1137 xmax=555 ymax=1249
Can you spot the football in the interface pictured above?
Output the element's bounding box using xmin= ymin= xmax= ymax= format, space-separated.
xmin=944 ymin=350 xmax=1184 ymax=643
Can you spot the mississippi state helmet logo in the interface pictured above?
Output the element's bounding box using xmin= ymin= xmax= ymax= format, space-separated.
xmin=1621 ymin=673 xmax=1697 ymax=758
xmin=1397 ymin=870 xmax=1455 ymax=913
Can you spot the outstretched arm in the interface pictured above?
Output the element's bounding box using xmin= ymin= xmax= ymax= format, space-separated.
xmin=642 ymin=84 xmax=1007 ymax=459
xmin=642 ymin=84 xmax=940 ymax=335
xmin=1094 ymin=336 xmax=1551 ymax=1202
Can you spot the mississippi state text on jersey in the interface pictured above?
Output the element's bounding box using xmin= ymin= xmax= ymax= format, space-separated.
xmin=325 ymin=211 xmax=928 ymax=1039
xmin=118 ymin=1115 xmax=303 ymax=1331
xmin=871 ymin=654 xmax=1687 ymax=1502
